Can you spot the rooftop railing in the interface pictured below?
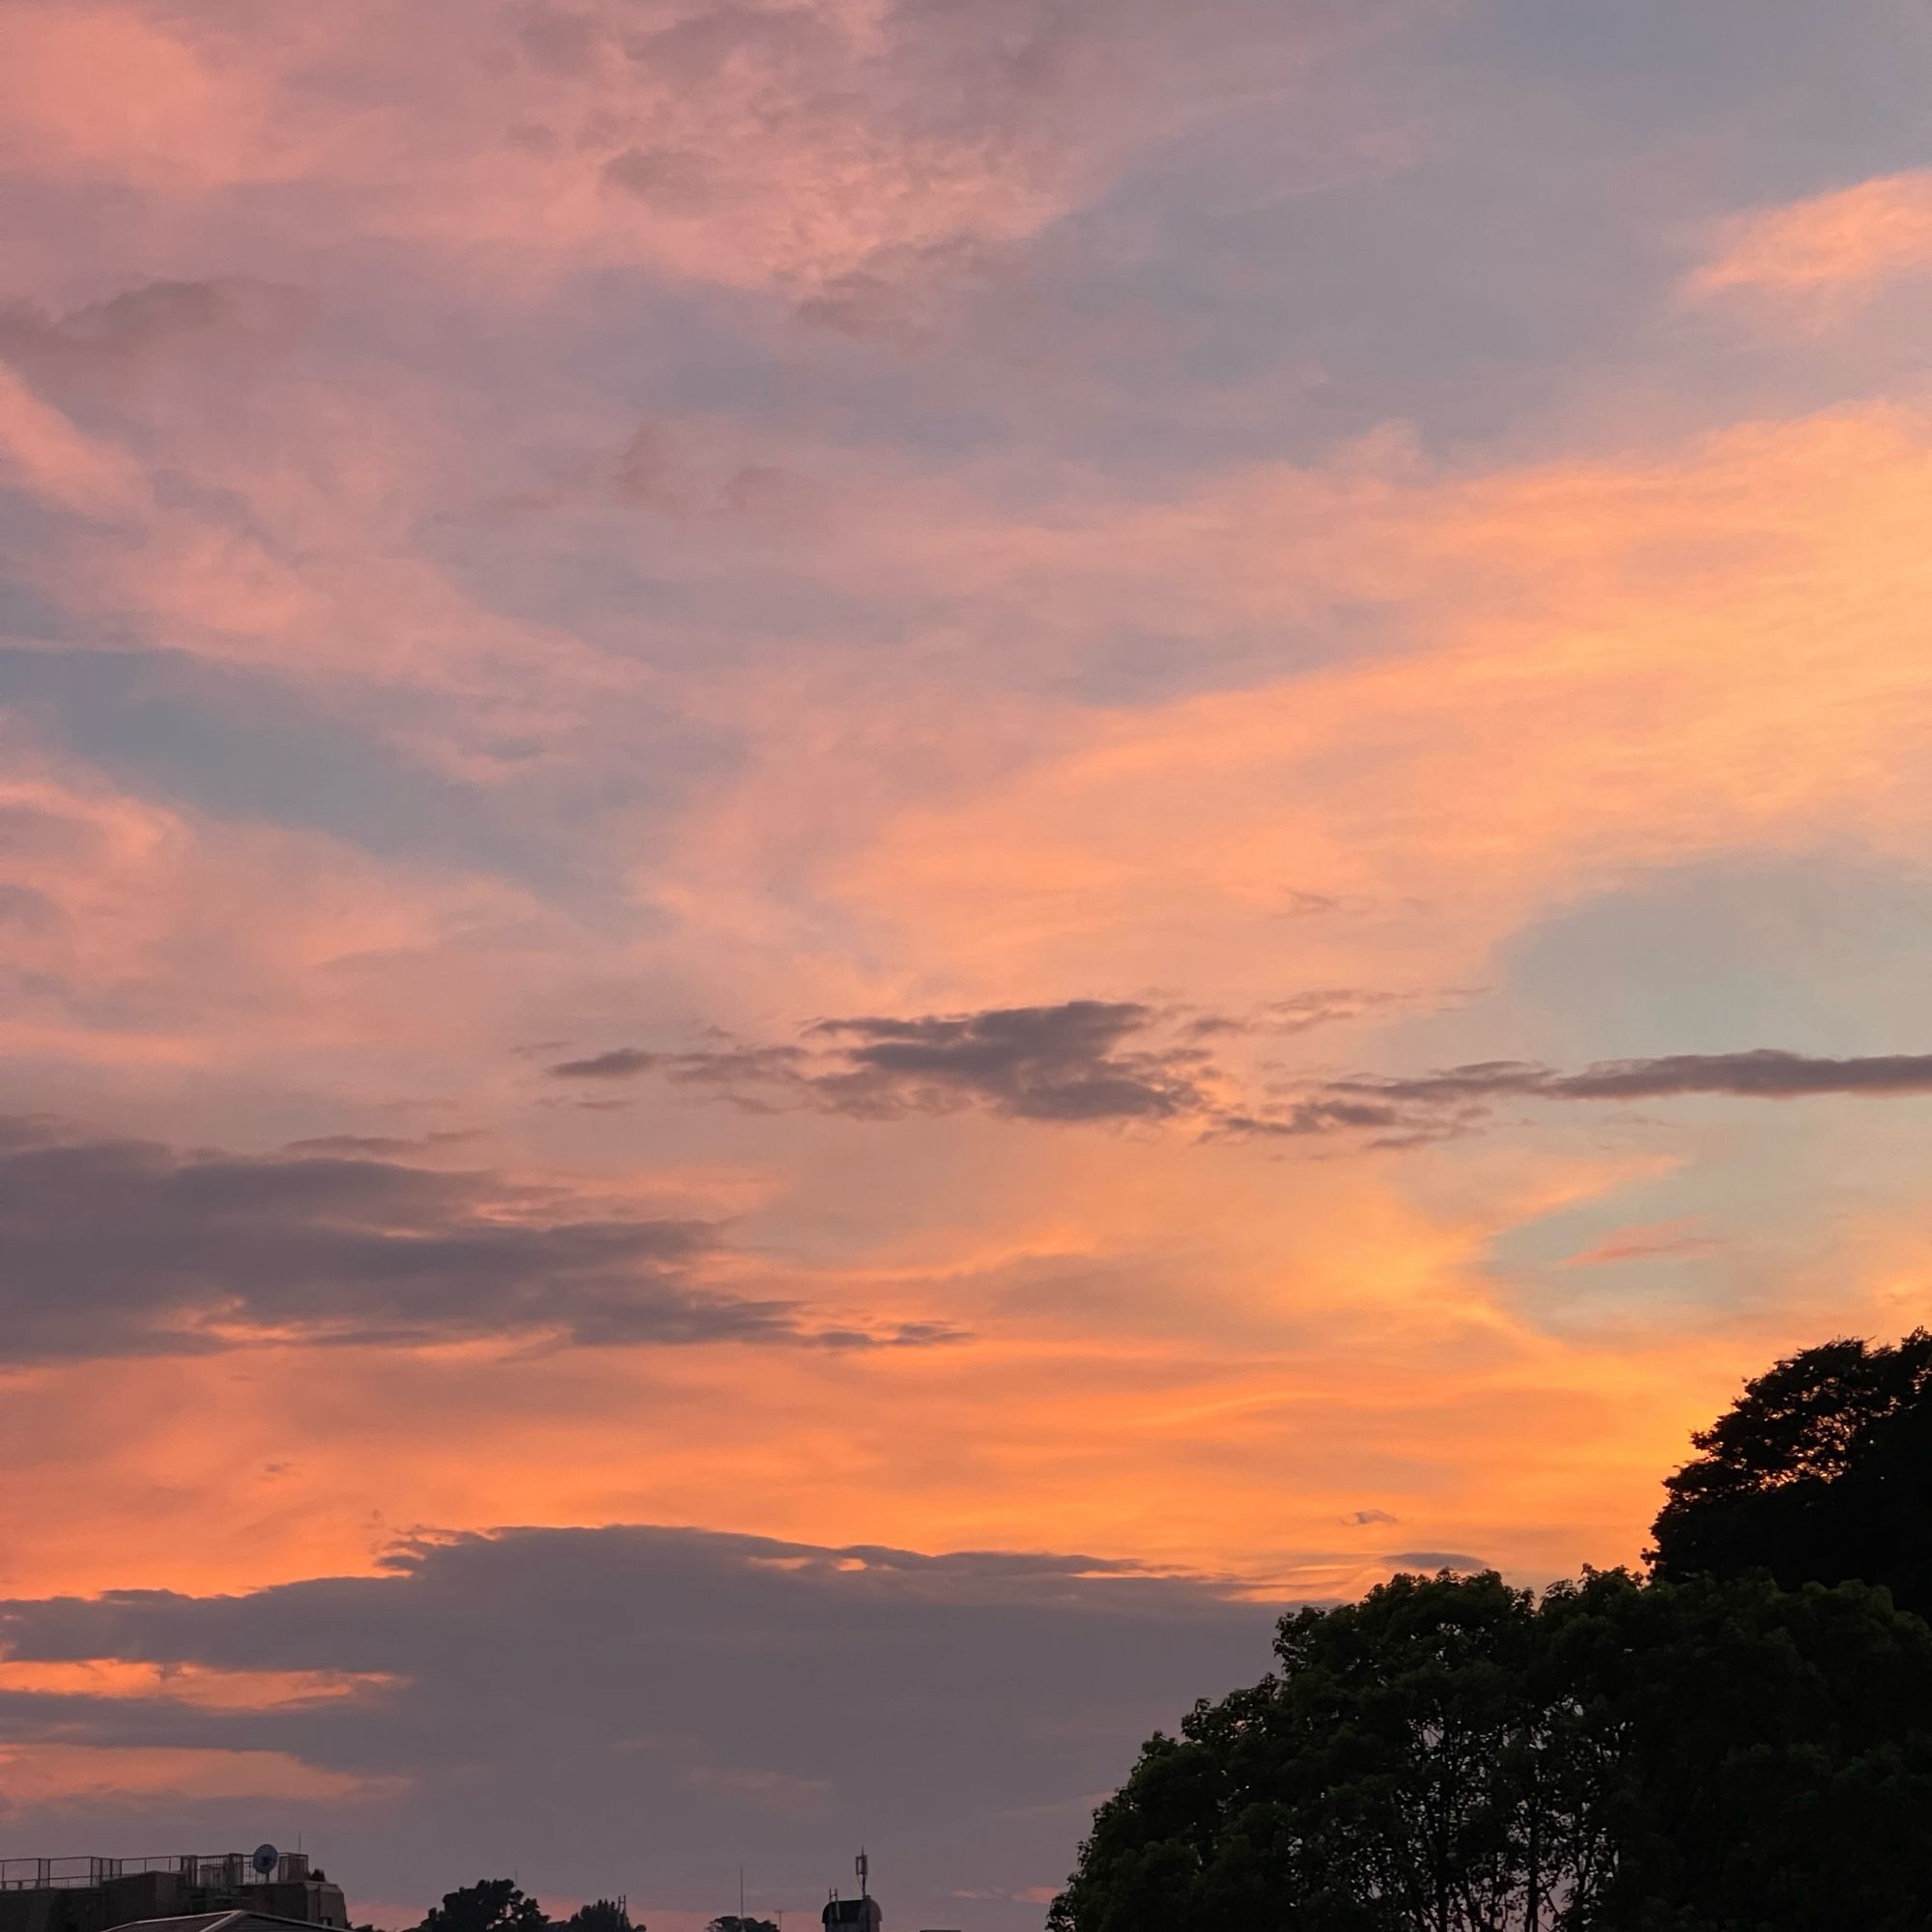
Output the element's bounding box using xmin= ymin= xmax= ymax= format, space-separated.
xmin=0 ymin=1855 xmax=267 ymax=1893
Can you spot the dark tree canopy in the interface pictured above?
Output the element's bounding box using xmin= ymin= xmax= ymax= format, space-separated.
xmin=565 ymin=1903 xmax=634 ymax=1932
xmin=704 ymin=1918 xmax=780 ymax=1932
xmin=1650 ymin=1329 xmax=1932 ymax=1612
xmin=1049 ymin=1567 xmax=1932 ymax=1932
xmin=418 ymin=1882 xmax=551 ymax=1932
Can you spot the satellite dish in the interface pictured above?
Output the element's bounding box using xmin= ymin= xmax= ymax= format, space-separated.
xmin=252 ymin=1847 xmax=280 ymax=1879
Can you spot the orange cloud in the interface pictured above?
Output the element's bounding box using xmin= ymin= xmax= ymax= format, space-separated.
xmin=2 ymin=373 xmax=1921 ymax=1621
xmin=0 ymin=1743 xmax=399 ymax=1804
xmin=763 ymin=406 xmax=1932 ymax=1000
xmin=1690 ymin=169 xmax=1932 ymax=306
xmin=0 ymin=1659 xmax=398 ymax=1709
xmin=0 ymin=1112 xmax=1833 ymax=1600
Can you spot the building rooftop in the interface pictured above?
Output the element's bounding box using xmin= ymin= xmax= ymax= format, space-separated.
xmin=1 ymin=1860 xmax=317 ymax=1895
xmin=117 ymin=1914 xmax=332 ymax=1932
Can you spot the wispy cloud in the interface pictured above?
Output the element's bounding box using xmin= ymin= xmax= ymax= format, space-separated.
xmin=554 ymin=1017 xmax=1932 ymax=1149
xmin=1559 ymin=1220 xmax=1724 ymax=1268
xmin=1327 ymin=1048 xmax=1932 ymax=1141
xmin=2 ymin=0 xmax=1929 ymax=1918
xmin=548 ymin=997 xmax=1406 ymax=1131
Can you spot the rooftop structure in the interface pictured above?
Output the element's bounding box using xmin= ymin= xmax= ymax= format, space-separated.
xmin=0 ymin=1858 xmax=348 ymax=1932
xmin=822 ymin=1848 xmax=882 ymax=1932
xmin=119 ymin=1915 xmax=338 ymax=1932
xmin=820 ymin=1906 xmax=881 ymax=1932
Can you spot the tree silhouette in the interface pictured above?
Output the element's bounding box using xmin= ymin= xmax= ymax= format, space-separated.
xmin=418 ymin=1882 xmax=551 ymax=1932
xmin=1650 ymin=1328 xmax=1932 ymax=1611
xmin=565 ymin=1903 xmax=634 ymax=1932
xmin=1050 ymin=1566 xmax=1932 ymax=1931
xmin=705 ymin=1918 xmax=779 ymax=1932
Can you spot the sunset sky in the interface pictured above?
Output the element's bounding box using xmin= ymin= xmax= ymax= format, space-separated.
xmin=2 ymin=0 xmax=1930 ymax=1924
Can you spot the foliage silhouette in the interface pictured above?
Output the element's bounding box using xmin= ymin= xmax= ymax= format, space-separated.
xmin=1049 ymin=1566 xmax=1932 ymax=1931
xmin=417 ymin=1882 xmax=550 ymax=1932
xmin=705 ymin=1918 xmax=780 ymax=1932
xmin=1650 ymin=1328 xmax=1932 ymax=1613
xmin=565 ymin=1903 xmax=634 ymax=1932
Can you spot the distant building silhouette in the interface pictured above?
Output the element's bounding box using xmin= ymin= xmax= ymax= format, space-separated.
xmin=0 ymin=1856 xmax=348 ymax=1932
xmin=823 ymin=1847 xmax=881 ymax=1932
xmin=819 ymin=1904 xmax=880 ymax=1932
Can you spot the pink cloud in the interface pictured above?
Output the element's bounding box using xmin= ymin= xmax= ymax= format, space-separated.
xmin=0 ymin=343 xmax=648 ymax=774
xmin=0 ymin=1742 xmax=400 ymax=1804
xmin=0 ymin=5 xmax=283 ymax=190
xmin=2 ymin=6 xmax=1929 ymax=1918
xmin=0 ymin=363 xmax=146 ymax=515
xmin=0 ymin=740 xmax=578 ymax=1086
xmin=1 ymin=0 xmax=1352 ymax=311
xmin=650 ymin=405 xmax=1932 ymax=1013
xmin=1560 ymin=1220 xmax=1724 ymax=1268
xmin=1690 ymin=169 xmax=1932 ymax=309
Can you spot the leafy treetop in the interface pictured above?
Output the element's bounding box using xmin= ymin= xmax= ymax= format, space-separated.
xmin=1049 ymin=1565 xmax=1932 ymax=1932
xmin=1651 ymin=1327 xmax=1932 ymax=1612
xmin=566 ymin=1902 xmax=634 ymax=1932
xmin=418 ymin=1882 xmax=550 ymax=1932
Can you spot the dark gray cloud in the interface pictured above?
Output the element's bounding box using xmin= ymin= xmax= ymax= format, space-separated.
xmin=1387 ymin=1550 xmax=1492 ymax=1573
xmin=1321 ymin=1048 xmax=1932 ymax=1140
xmin=1540 ymin=1049 xmax=1932 ymax=1100
xmin=550 ymin=1001 xmax=1198 ymax=1121
xmin=281 ymin=1131 xmax=484 ymax=1158
xmin=1229 ymin=1047 xmax=1932 ymax=1148
xmin=0 ymin=1524 xmax=1281 ymax=1930
xmin=547 ymin=997 xmax=1392 ymax=1129
xmin=0 ymin=1119 xmax=956 ymax=1362
xmin=805 ymin=1002 xmax=1208 ymax=1122
xmin=554 ymin=1017 xmax=1932 ymax=1151
xmin=547 ymin=1047 xmax=666 ymax=1081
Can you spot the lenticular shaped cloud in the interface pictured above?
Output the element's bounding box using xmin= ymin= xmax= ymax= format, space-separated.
xmin=1316 ymin=1047 xmax=1932 ymax=1143
xmin=547 ymin=1046 xmax=666 ymax=1080
xmin=1343 ymin=1047 xmax=1932 ymax=1107
xmin=1548 ymin=1048 xmax=1932 ymax=1099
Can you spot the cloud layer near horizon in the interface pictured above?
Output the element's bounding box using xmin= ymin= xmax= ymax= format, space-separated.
xmin=0 ymin=1524 xmax=1279 ymax=1926
xmin=4 ymin=0 xmax=1932 ymax=1924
